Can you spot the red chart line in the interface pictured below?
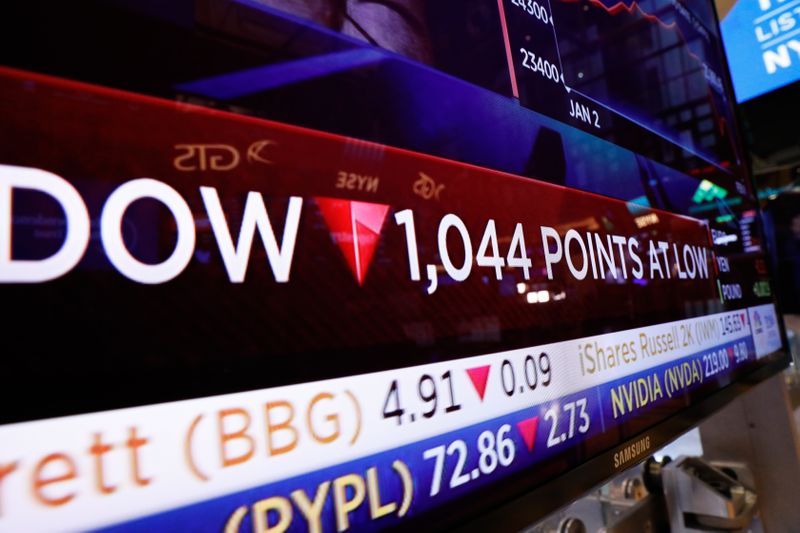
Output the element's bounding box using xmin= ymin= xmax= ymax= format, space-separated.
xmin=497 ymin=0 xmax=520 ymax=98
xmin=558 ymin=0 xmax=735 ymax=157
xmin=582 ymin=0 xmax=677 ymax=28
xmin=561 ymin=0 xmax=705 ymax=65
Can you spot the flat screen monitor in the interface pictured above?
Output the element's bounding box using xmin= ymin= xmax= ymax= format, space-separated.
xmin=719 ymin=0 xmax=800 ymax=102
xmin=0 ymin=1 xmax=788 ymax=530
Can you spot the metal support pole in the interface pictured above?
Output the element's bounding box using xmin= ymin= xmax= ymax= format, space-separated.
xmin=699 ymin=373 xmax=800 ymax=531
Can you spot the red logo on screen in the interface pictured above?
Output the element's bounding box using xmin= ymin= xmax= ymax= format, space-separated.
xmin=316 ymin=197 xmax=390 ymax=285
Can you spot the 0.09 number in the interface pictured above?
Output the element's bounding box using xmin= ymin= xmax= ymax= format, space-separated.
xmin=501 ymin=352 xmax=552 ymax=397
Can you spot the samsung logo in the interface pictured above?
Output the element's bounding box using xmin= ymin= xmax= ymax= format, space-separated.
xmin=613 ymin=435 xmax=651 ymax=469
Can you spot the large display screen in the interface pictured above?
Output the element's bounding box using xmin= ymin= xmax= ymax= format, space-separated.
xmin=0 ymin=0 xmax=787 ymax=530
xmin=719 ymin=0 xmax=800 ymax=102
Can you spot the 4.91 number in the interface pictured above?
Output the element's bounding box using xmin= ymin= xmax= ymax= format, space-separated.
xmin=382 ymin=371 xmax=461 ymax=425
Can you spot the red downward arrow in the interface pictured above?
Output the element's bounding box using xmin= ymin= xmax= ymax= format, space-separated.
xmin=516 ymin=416 xmax=539 ymax=452
xmin=466 ymin=365 xmax=491 ymax=401
xmin=315 ymin=197 xmax=389 ymax=286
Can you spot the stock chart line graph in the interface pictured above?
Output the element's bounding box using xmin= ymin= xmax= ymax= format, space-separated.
xmin=556 ymin=0 xmax=724 ymax=100
xmin=497 ymin=0 xmax=739 ymax=172
xmin=572 ymin=0 xmax=676 ymax=26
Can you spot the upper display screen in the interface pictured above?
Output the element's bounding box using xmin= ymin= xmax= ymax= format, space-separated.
xmin=0 ymin=0 xmax=786 ymax=531
xmin=261 ymin=0 xmax=742 ymax=174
